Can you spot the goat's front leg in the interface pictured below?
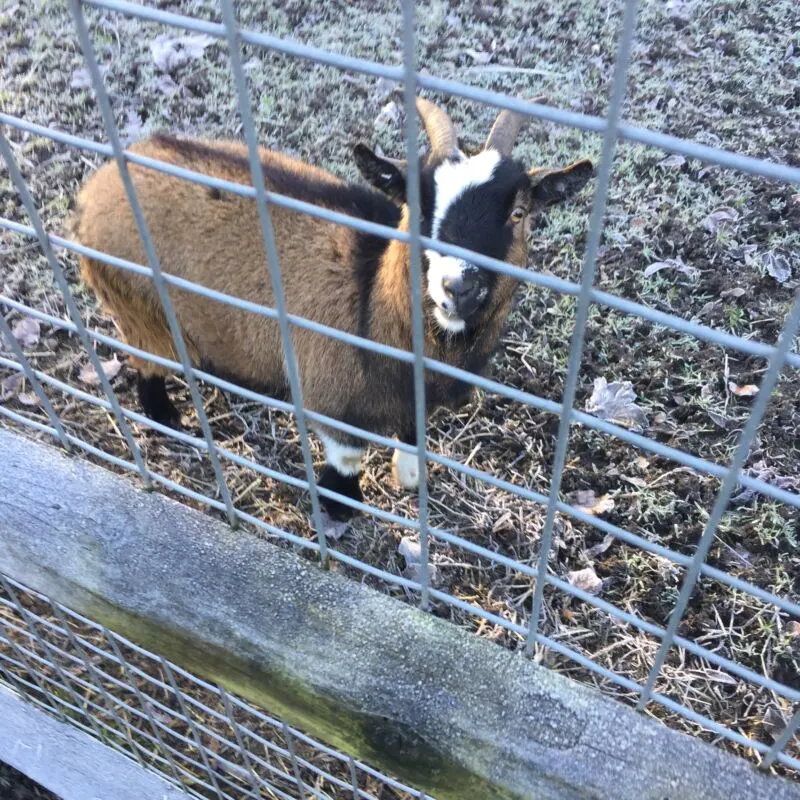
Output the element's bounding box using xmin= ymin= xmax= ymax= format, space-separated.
xmin=315 ymin=429 xmax=365 ymax=521
xmin=393 ymin=428 xmax=421 ymax=491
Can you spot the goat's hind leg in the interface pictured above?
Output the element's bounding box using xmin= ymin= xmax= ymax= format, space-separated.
xmin=315 ymin=427 xmax=365 ymax=521
xmin=132 ymin=358 xmax=182 ymax=430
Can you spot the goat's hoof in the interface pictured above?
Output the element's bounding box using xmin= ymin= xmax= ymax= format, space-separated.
xmin=148 ymin=407 xmax=183 ymax=433
xmin=392 ymin=449 xmax=419 ymax=491
xmin=318 ymin=465 xmax=363 ymax=520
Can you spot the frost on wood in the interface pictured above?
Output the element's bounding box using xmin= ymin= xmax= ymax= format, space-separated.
xmin=584 ymin=377 xmax=648 ymax=433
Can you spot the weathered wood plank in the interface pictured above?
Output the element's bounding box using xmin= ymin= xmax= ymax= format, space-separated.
xmin=0 ymin=683 xmax=191 ymax=800
xmin=0 ymin=428 xmax=798 ymax=800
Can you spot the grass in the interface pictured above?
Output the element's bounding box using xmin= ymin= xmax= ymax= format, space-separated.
xmin=1 ymin=0 xmax=799 ymax=793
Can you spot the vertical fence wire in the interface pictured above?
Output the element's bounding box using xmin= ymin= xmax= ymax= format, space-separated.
xmin=637 ymin=284 xmax=800 ymax=709
xmin=67 ymin=0 xmax=239 ymax=527
xmin=46 ymin=600 xmax=149 ymax=768
xmin=100 ymin=628 xmax=186 ymax=785
xmin=219 ymin=687 xmax=270 ymax=797
xmin=159 ymin=656 xmax=226 ymax=800
xmin=218 ymin=0 xmax=329 ymax=563
xmin=761 ymin=708 xmax=800 ymax=770
xmin=525 ymin=0 xmax=640 ymax=656
xmin=0 ymin=312 xmax=71 ymax=451
xmin=281 ymin=720 xmax=310 ymax=800
xmin=400 ymin=0 xmax=432 ymax=609
xmin=0 ymin=132 xmax=152 ymax=486
xmin=0 ymin=578 xmax=108 ymax=740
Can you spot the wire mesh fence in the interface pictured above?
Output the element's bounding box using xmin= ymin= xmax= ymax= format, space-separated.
xmin=1 ymin=0 xmax=799 ymax=791
xmin=0 ymin=571 xmax=427 ymax=800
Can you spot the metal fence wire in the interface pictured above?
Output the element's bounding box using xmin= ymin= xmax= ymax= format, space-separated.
xmin=0 ymin=572 xmax=427 ymax=800
xmin=1 ymin=0 xmax=799 ymax=793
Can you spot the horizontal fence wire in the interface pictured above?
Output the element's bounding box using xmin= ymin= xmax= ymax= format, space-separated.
xmin=1 ymin=0 xmax=799 ymax=787
xmin=0 ymin=573 xmax=430 ymax=800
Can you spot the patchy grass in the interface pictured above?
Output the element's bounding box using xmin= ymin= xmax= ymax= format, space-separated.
xmin=2 ymin=0 xmax=799 ymax=790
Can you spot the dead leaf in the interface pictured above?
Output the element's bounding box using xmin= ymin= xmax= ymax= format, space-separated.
xmin=687 ymin=669 xmax=739 ymax=686
xmin=622 ymin=475 xmax=648 ymax=488
xmin=585 ymin=533 xmax=615 ymax=559
xmin=70 ymin=64 xmax=108 ymax=90
xmin=11 ymin=317 xmax=40 ymax=348
xmin=463 ymin=48 xmax=492 ymax=64
xmin=17 ymin=391 xmax=39 ymax=406
xmin=150 ymin=33 xmax=214 ymax=73
xmin=153 ymin=74 xmax=180 ymax=95
xmin=571 ymin=490 xmax=615 ymax=516
xmin=728 ymin=381 xmax=759 ymax=397
xmin=566 ymin=567 xmax=604 ymax=596
xmin=762 ymin=252 xmax=792 ymax=283
xmin=720 ymin=287 xmax=746 ymax=299
xmin=0 ymin=373 xmax=23 ymax=402
xmin=398 ymin=536 xmax=440 ymax=586
xmin=719 ymin=545 xmax=754 ymax=569
xmin=658 ymin=154 xmax=685 ymax=170
xmin=322 ymin=516 xmax=349 ymax=541
xmin=644 ymin=258 xmax=699 ymax=280
xmin=787 ymin=621 xmax=800 ymax=638
xmin=585 ymin=377 xmax=648 ymax=433
xmin=731 ymin=460 xmax=799 ymax=503
xmin=763 ymin=706 xmax=789 ymax=743
xmin=79 ymin=355 xmax=122 ymax=386
xmin=375 ymin=100 xmax=401 ymax=127
xmin=702 ymin=206 xmax=739 ymax=234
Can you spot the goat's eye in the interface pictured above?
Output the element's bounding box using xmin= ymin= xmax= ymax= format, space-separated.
xmin=509 ymin=207 xmax=526 ymax=224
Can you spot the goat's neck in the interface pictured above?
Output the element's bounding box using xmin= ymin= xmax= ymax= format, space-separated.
xmin=371 ymin=209 xmax=415 ymax=349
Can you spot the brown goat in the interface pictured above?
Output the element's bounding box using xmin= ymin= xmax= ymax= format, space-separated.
xmin=73 ymin=97 xmax=593 ymax=519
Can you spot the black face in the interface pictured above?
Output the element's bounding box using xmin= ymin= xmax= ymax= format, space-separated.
xmin=417 ymin=152 xmax=530 ymax=332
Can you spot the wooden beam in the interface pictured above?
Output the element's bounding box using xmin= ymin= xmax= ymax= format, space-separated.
xmin=0 ymin=683 xmax=191 ymax=800
xmin=0 ymin=428 xmax=797 ymax=800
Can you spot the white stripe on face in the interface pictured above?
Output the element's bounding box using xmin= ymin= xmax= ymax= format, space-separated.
xmin=430 ymin=149 xmax=501 ymax=240
xmin=425 ymin=250 xmax=468 ymax=332
xmin=425 ymin=150 xmax=500 ymax=332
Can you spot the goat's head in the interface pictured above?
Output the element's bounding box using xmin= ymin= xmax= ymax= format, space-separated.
xmin=353 ymin=97 xmax=594 ymax=333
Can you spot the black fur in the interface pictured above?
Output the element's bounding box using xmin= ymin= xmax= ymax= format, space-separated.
xmin=318 ymin=465 xmax=363 ymax=521
xmin=137 ymin=375 xmax=181 ymax=429
xmin=198 ymin=358 xmax=290 ymax=404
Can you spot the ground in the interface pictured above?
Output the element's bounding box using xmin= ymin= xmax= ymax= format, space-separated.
xmin=1 ymin=0 xmax=799 ymax=792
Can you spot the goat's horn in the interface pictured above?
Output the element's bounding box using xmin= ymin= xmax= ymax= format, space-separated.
xmin=484 ymin=96 xmax=547 ymax=156
xmin=415 ymin=96 xmax=457 ymax=157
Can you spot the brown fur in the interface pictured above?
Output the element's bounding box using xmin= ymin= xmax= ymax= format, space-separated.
xmin=73 ymin=125 xmax=591 ymax=515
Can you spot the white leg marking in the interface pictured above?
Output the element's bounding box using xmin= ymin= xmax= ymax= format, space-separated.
xmin=393 ymin=448 xmax=419 ymax=491
xmin=319 ymin=432 xmax=364 ymax=477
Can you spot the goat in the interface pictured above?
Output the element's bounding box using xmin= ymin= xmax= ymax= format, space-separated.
xmin=73 ymin=97 xmax=593 ymax=520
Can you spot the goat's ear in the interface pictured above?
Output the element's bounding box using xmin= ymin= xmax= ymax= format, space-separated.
xmin=353 ymin=143 xmax=407 ymax=202
xmin=528 ymin=159 xmax=594 ymax=206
